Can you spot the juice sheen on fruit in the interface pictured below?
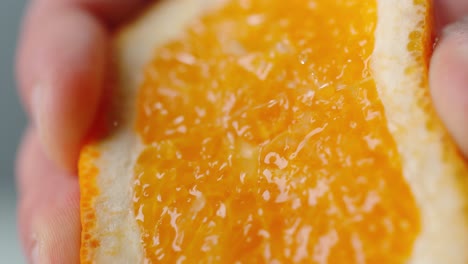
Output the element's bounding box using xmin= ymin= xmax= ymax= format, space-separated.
xmin=133 ymin=0 xmax=420 ymax=262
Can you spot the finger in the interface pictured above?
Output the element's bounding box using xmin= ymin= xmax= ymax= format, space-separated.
xmin=16 ymin=3 xmax=108 ymax=172
xmin=16 ymin=127 xmax=81 ymax=263
xmin=430 ymin=19 xmax=468 ymax=158
xmin=434 ymin=0 xmax=468 ymax=27
xmin=16 ymin=0 xmax=151 ymax=172
xmin=36 ymin=0 xmax=151 ymax=28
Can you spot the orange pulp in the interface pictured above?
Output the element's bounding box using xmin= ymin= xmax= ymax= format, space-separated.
xmin=133 ymin=0 xmax=420 ymax=263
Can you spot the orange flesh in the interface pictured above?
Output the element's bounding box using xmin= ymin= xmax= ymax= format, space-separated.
xmin=134 ymin=0 xmax=420 ymax=263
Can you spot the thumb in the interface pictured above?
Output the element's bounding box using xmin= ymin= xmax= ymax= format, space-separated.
xmin=430 ymin=19 xmax=468 ymax=158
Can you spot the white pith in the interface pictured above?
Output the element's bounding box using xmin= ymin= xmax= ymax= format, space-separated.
xmin=84 ymin=0 xmax=468 ymax=263
xmin=373 ymin=1 xmax=468 ymax=263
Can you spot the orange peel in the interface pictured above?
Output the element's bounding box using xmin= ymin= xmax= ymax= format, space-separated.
xmin=79 ymin=0 xmax=468 ymax=263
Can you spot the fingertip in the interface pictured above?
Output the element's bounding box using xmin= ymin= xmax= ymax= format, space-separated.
xmin=24 ymin=198 xmax=80 ymax=264
xmin=31 ymin=195 xmax=81 ymax=264
xmin=16 ymin=128 xmax=81 ymax=264
xmin=430 ymin=19 xmax=468 ymax=158
xmin=17 ymin=5 xmax=108 ymax=171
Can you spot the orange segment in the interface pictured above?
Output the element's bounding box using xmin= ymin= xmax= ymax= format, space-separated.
xmin=133 ymin=0 xmax=419 ymax=263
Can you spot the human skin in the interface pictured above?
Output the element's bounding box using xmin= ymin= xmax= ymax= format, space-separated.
xmin=14 ymin=0 xmax=468 ymax=263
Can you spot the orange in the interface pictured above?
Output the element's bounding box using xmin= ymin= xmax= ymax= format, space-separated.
xmin=79 ymin=0 xmax=468 ymax=263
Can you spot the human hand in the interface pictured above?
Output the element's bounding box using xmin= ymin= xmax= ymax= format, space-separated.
xmin=14 ymin=0 xmax=468 ymax=263
xmin=15 ymin=0 xmax=149 ymax=263
xmin=430 ymin=0 xmax=468 ymax=158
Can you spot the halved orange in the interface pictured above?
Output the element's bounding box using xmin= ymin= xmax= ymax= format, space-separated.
xmin=79 ymin=0 xmax=468 ymax=263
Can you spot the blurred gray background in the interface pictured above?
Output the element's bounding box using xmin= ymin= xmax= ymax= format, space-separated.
xmin=1 ymin=0 xmax=28 ymax=263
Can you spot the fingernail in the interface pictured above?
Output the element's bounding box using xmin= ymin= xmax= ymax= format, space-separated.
xmin=31 ymin=83 xmax=73 ymax=171
xmin=32 ymin=84 xmax=48 ymax=139
xmin=31 ymin=83 xmax=54 ymax=160
xmin=31 ymin=237 xmax=40 ymax=264
xmin=443 ymin=17 xmax=468 ymax=40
